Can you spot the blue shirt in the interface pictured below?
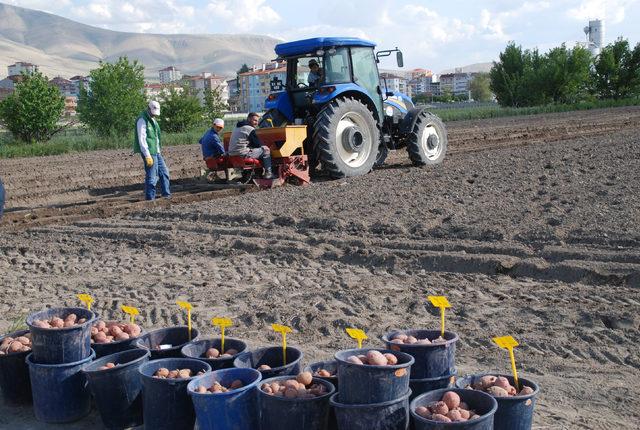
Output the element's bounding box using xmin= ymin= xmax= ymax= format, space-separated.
xmin=199 ymin=128 xmax=225 ymax=158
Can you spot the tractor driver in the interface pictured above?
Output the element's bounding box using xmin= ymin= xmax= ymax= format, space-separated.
xmin=307 ymin=59 xmax=323 ymax=86
xmin=228 ymin=112 xmax=274 ymax=179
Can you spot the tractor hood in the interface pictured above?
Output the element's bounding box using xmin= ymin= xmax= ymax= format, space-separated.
xmin=275 ymin=37 xmax=376 ymax=57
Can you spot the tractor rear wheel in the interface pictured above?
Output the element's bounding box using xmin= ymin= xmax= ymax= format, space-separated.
xmin=313 ymin=97 xmax=379 ymax=178
xmin=407 ymin=112 xmax=447 ymax=166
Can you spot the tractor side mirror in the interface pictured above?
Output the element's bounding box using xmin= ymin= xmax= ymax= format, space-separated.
xmin=396 ymin=51 xmax=404 ymax=68
xmin=386 ymin=91 xmax=395 ymax=97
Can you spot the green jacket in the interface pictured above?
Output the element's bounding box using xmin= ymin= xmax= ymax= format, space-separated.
xmin=133 ymin=110 xmax=161 ymax=155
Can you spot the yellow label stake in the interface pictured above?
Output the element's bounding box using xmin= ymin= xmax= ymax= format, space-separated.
xmin=493 ymin=335 xmax=520 ymax=390
xmin=177 ymin=301 xmax=193 ymax=340
xmin=121 ymin=305 xmax=139 ymax=324
xmin=428 ymin=296 xmax=451 ymax=337
xmin=272 ymin=324 xmax=292 ymax=366
xmin=212 ymin=317 xmax=233 ymax=353
xmin=77 ymin=294 xmax=94 ymax=311
xmin=346 ymin=328 xmax=368 ymax=349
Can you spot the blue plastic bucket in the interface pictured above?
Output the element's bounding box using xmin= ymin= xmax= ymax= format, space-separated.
xmin=181 ymin=337 xmax=247 ymax=370
xmin=259 ymin=375 xmax=335 ymax=430
xmin=188 ymin=367 xmax=262 ymax=430
xmin=135 ymin=326 xmax=200 ymax=359
xmin=92 ymin=322 xmax=146 ymax=358
xmin=409 ymin=370 xmax=457 ymax=401
xmin=383 ymin=329 xmax=458 ymax=379
xmin=26 ymin=307 xmax=97 ymax=364
xmin=139 ymin=357 xmax=211 ymax=430
xmin=455 ymin=373 xmax=540 ymax=430
xmin=233 ymin=346 xmax=303 ymax=378
xmin=335 ymin=348 xmax=414 ymax=404
xmin=304 ymin=359 xmax=339 ymax=390
xmin=410 ymin=388 xmax=497 ymax=430
xmin=27 ymin=349 xmax=95 ymax=423
xmin=83 ymin=348 xmax=150 ymax=429
xmin=0 ymin=329 xmax=32 ymax=404
xmin=330 ymin=389 xmax=411 ymax=430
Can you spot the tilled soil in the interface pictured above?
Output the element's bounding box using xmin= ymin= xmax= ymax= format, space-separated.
xmin=0 ymin=107 xmax=639 ymax=429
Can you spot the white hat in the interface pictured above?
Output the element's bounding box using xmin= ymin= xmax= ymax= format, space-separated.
xmin=148 ymin=100 xmax=160 ymax=116
xmin=213 ymin=118 xmax=224 ymax=127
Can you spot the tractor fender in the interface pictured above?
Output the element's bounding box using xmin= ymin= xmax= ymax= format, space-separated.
xmin=399 ymin=106 xmax=432 ymax=135
xmin=264 ymin=91 xmax=294 ymax=122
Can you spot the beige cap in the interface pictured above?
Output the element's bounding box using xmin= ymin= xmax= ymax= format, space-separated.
xmin=148 ymin=100 xmax=160 ymax=116
xmin=213 ymin=118 xmax=224 ymax=127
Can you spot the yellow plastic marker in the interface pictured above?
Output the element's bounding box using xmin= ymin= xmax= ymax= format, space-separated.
xmin=212 ymin=317 xmax=233 ymax=353
xmin=346 ymin=328 xmax=368 ymax=349
xmin=272 ymin=324 xmax=292 ymax=366
xmin=493 ymin=335 xmax=520 ymax=390
xmin=77 ymin=294 xmax=94 ymax=311
xmin=176 ymin=301 xmax=193 ymax=340
xmin=428 ymin=296 xmax=451 ymax=337
xmin=121 ymin=305 xmax=139 ymax=324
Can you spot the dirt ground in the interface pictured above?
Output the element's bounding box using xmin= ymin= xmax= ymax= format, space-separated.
xmin=0 ymin=106 xmax=639 ymax=429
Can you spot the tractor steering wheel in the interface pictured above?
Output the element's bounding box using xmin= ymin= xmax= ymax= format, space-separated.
xmin=297 ymin=82 xmax=308 ymax=89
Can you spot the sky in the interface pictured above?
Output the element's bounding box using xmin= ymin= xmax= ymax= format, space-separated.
xmin=5 ymin=0 xmax=640 ymax=72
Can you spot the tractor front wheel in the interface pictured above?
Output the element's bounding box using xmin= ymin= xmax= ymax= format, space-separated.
xmin=313 ymin=97 xmax=379 ymax=178
xmin=407 ymin=112 xmax=447 ymax=166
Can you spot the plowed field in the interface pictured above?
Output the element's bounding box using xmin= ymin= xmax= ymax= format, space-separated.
xmin=1 ymin=106 xmax=639 ymax=429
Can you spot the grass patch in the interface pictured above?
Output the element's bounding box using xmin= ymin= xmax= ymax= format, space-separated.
xmin=435 ymin=97 xmax=640 ymax=122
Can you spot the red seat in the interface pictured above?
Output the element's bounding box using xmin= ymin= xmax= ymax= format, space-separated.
xmin=228 ymin=156 xmax=262 ymax=169
xmin=204 ymin=156 xmax=226 ymax=170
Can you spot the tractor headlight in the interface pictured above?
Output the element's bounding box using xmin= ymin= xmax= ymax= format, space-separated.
xmin=385 ymin=106 xmax=394 ymax=117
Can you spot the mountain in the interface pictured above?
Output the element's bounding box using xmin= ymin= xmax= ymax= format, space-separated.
xmin=0 ymin=3 xmax=280 ymax=80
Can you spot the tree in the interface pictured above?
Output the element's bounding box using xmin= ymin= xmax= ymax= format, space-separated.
xmin=0 ymin=72 xmax=65 ymax=142
xmin=469 ymin=73 xmax=492 ymax=102
xmin=203 ymin=86 xmax=228 ymax=124
xmin=237 ymin=64 xmax=250 ymax=74
xmin=591 ymin=38 xmax=640 ymax=99
xmin=490 ymin=42 xmax=526 ymax=107
xmin=77 ymin=57 xmax=146 ymax=136
xmin=158 ymin=86 xmax=202 ymax=133
xmin=539 ymin=44 xmax=591 ymax=104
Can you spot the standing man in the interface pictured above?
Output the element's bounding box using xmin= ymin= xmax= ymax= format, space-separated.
xmin=134 ymin=100 xmax=171 ymax=200
xmin=228 ymin=112 xmax=274 ymax=179
xmin=199 ymin=118 xmax=225 ymax=168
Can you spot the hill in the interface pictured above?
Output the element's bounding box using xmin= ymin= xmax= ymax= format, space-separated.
xmin=0 ymin=3 xmax=280 ymax=80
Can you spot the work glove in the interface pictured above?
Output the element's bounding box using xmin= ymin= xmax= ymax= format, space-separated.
xmin=145 ymin=156 xmax=154 ymax=168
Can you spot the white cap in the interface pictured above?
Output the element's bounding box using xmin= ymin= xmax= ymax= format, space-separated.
xmin=148 ymin=100 xmax=160 ymax=116
xmin=213 ymin=118 xmax=224 ymax=127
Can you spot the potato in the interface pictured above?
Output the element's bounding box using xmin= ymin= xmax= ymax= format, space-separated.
xmin=90 ymin=327 xmax=99 ymax=336
xmin=284 ymin=387 xmax=298 ymax=398
xmin=518 ymin=386 xmax=534 ymax=396
xmin=442 ymin=391 xmax=460 ymax=410
xmin=316 ymin=369 xmax=332 ymax=377
xmin=393 ymin=333 xmax=408 ymax=342
xmin=415 ymin=406 xmax=430 ymax=418
xmin=225 ymin=348 xmax=239 ymax=355
xmin=258 ymin=364 xmax=272 ymax=371
xmin=32 ymin=320 xmax=51 ymax=329
xmin=296 ymin=371 xmax=313 ymax=386
xmin=105 ymin=362 xmax=116 ymax=369
xmin=94 ymin=332 xmax=108 ymax=343
xmin=50 ymin=318 xmax=64 ymax=329
xmin=432 ymin=336 xmax=447 ymax=344
xmin=8 ymin=342 xmax=22 ymax=353
xmin=197 ymin=385 xmax=207 ymax=394
xmin=64 ymin=313 xmax=77 ymax=323
xmin=486 ymin=386 xmax=509 ymax=397
xmin=366 ymin=350 xmax=388 ymax=366
xmin=478 ymin=375 xmax=497 ymax=389
xmin=494 ymin=376 xmax=510 ymax=389
xmin=459 ymin=408 xmax=471 ymax=419
xmin=430 ymin=401 xmax=449 ymax=415
xmin=78 ymin=318 xmax=87 ymax=324
xmin=447 ymin=409 xmax=464 ymax=421
xmin=416 ymin=339 xmax=432 ymax=345
xmin=230 ymin=380 xmax=243 ymax=389
xmin=346 ymin=355 xmax=363 ymax=365
xmin=384 ymin=353 xmax=398 ymax=365
xmin=405 ymin=336 xmax=418 ymax=344
xmin=178 ymin=369 xmax=192 ymax=379
xmin=507 ymin=385 xmax=517 ymax=396
xmin=115 ymin=332 xmax=130 ymax=341
xmin=156 ymin=368 xmax=170 ymax=378
xmin=206 ymin=348 xmax=220 ymax=358
xmin=431 ymin=414 xmax=452 ymax=422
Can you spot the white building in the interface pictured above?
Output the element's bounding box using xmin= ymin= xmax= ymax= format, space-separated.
xmin=185 ymin=72 xmax=229 ymax=106
xmin=8 ymin=62 xmax=38 ymax=76
xmin=439 ymin=70 xmax=477 ymax=96
xmin=584 ymin=19 xmax=605 ymax=56
xmin=159 ymin=66 xmax=182 ymax=84
xmin=238 ymin=62 xmax=287 ymax=112
xmin=379 ymin=72 xmax=409 ymax=96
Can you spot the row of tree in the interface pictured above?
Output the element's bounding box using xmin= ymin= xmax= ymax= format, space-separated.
xmin=490 ymin=38 xmax=640 ymax=107
xmin=0 ymin=57 xmax=229 ymax=143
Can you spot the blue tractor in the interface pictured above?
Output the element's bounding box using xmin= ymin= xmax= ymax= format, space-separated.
xmin=260 ymin=37 xmax=447 ymax=178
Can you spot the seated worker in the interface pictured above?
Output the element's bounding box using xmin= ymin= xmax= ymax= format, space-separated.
xmin=307 ymin=59 xmax=323 ymax=86
xmin=199 ymin=118 xmax=225 ymax=167
xmin=228 ymin=112 xmax=274 ymax=179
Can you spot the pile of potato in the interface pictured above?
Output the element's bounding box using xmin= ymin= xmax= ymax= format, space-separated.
xmin=194 ymin=379 xmax=244 ymax=394
xmin=261 ymin=372 xmax=328 ymax=399
xmin=153 ymin=368 xmax=204 ymax=379
xmin=415 ymin=391 xmax=481 ymax=423
xmin=91 ymin=321 xmax=141 ymax=344
xmin=32 ymin=314 xmax=87 ymax=329
xmin=390 ymin=333 xmax=447 ymax=345
xmin=205 ymin=347 xmax=239 ymax=359
xmin=257 ymin=364 xmax=272 ymax=371
xmin=313 ymin=368 xmax=334 ymax=377
xmin=98 ymin=362 xmax=117 ymax=371
xmin=468 ymin=375 xmax=534 ymax=397
xmin=0 ymin=333 xmax=32 ymax=355
xmin=346 ymin=350 xmax=399 ymax=366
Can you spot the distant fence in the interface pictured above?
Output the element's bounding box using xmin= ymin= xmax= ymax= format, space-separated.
xmin=416 ymin=101 xmax=499 ymax=110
